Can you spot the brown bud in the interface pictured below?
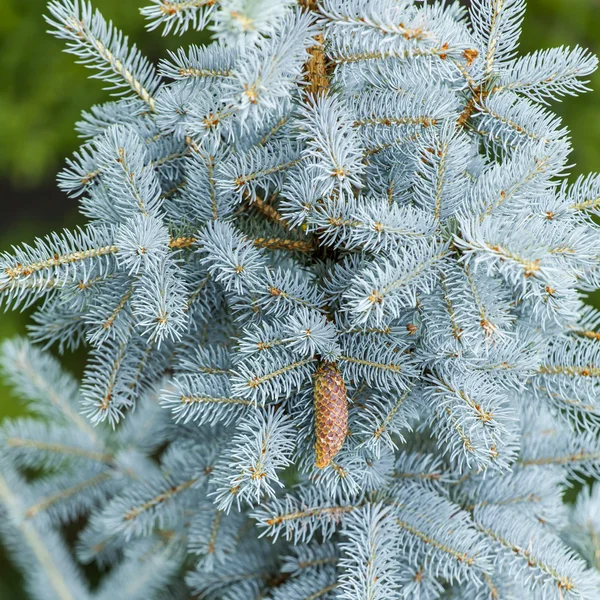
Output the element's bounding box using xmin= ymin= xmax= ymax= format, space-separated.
xmin=313 ymin=361 xmax=348 ymax=469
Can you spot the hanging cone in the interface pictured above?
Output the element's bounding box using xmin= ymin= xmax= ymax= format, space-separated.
xmin=313 ymin=361 xmax=348 ymax=469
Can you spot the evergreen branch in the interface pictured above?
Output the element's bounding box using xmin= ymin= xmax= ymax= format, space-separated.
xmin=160 ymin=44 xmax=237 ymax=80
xmin=142 ymin=1 xmax=218 ymax=36
xmin=307 ymin=583 xmax=338 ymax=599
xmin=0 ymin=225 xmax=119 ymax=310
xmin=299 ymin=0 xmax=329 ymax=96
xmin=180 ymin=394 xmax=251 ymax=407
xmin=253 ymin=237 xmax=315 ymax=253
xmin=25 ymin=472 xmax=114 ymax=519
xmin=1 ymin=339 xmax=100 ymax=445
xmin=571 ymin=196 xmax=600 ymax=212
xmin=519 ymin=452 xmax=600 ymax=468
xmin=354 ymin=115 xmax=438 ymax=128
xmin=81 ymin=336 xmax=131 ymax=426
xmin=211 ymin=407 xmax=296 ymax=511
xmin=47 ymin=1 xmax=161 ymax=109
xmin=253 ymin=492 xmax=359 ymax=543
xmin=251 ymin=195 xmax=292 ymax=230
xmin=338 ymin=355 xmax=403 ymax=374
xmin=330 ymin=46 xmax=465 ymax=64
xmin=123 ymin=477 xmax=198 ymax=522
xmin=471 ymin=0 xmax=526 ymax=76
xmin=474 ymin=505 xmax=593 ymax=596
xmin=357 ymin=388 xmax=414 ymax=453
xmin=498 ymin=46 xmax=598 ymax=104
xmin=161 ymin=374 xmax=252 ymax=426
xmin=566 ymin=174 xmax=600 ymax=213
xmin=0 ymin=471 xmax=91 ymax=600
xmin=169 ymin=235 xmax=197 ymax=249
xmin=338 ymin=504 xmax=402 ymax=599
xmin=99 ymin=442 xmax=215 ymax=538
xmin=320 ymin=3 xmax=429 ymax=40
xmin=232 ymin=356 xmax=315 ymax=405
xmin=538 ymin=365 xmax=600 ymax=378
xmin=3 ymin=1 xmax=600 ymax=597
xmin=281 ymin=541 xmax=339 ymax=574
xmin=5 ymin=245 xmax=118 ymax=279
xmin=570 ymin=329 xmax=600 ymax=342
xmin=5 ymin=437 xmax=114 ymax=466
xmin=395 ymin=519 xmax=477 ymax=566
xmin=390 ymin=483 xmax=492 ymax=585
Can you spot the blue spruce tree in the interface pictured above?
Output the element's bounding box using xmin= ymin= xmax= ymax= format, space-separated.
xmin=3 ymin=0 xmax=600 ymax=597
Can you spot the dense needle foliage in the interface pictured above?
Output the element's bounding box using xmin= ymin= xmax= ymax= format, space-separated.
xmin=3 ymin=0 xmax=600 ymax=598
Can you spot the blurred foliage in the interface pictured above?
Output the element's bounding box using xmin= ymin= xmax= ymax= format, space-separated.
xmin=0 ymin=0 xmax=144 ymax=186
xmin=518 ymin=0 xmax=600 ymax=177
xmin=0 ymin=4 xmax=198 ymax=595
xmin=0 ymin=0 xmax=597 ymax=186
xmin=0 ymin=0 xmax=598 ymax=597
xmin=0 ymin=0 xmax=207 ymax=187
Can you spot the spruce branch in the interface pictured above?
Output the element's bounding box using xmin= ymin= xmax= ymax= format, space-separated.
xmin=46 ymin=1 xmax=162 ymax=109
xmin=142 ymin=0 xmax=218 ymax=36
xmin=2 ymin=0 xmax=600 ymax=598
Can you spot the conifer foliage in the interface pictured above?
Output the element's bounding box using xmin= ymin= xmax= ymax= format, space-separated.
xmin=3 ymin=0 xmax=600 ymax=598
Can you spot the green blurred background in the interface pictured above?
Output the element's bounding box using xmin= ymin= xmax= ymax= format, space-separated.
xmin=0 ymin=0 xmax=599 ymax=597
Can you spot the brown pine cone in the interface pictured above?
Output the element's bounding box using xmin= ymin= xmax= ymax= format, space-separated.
xmin=313 ymin=361 xmax=348 ymax=469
